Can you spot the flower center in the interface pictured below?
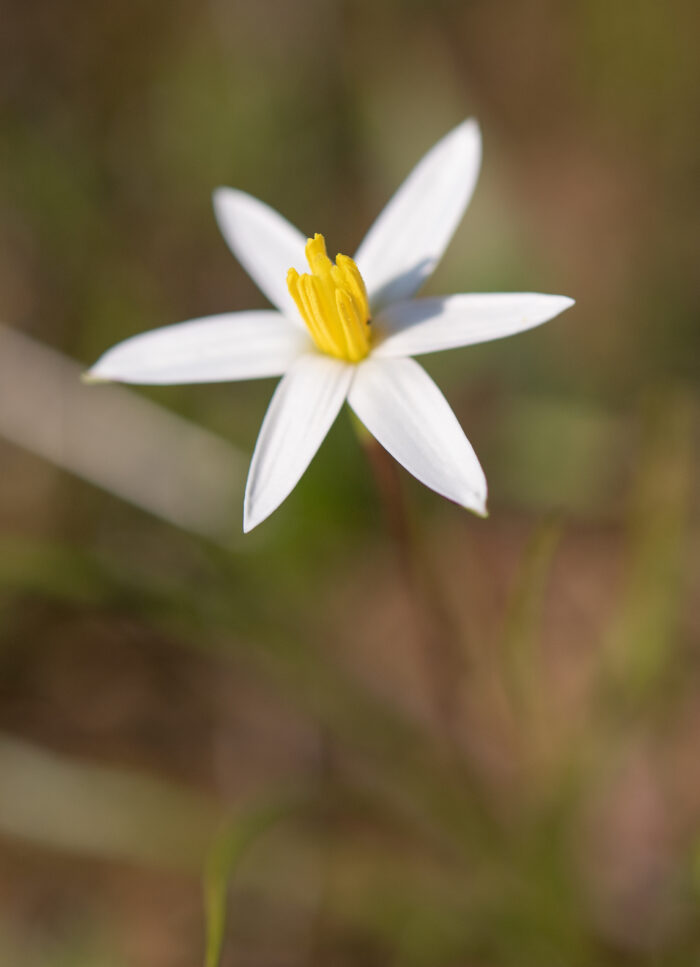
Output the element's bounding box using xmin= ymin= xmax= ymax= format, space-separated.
xmin=287 ymin=234 xmax=371 ymax=362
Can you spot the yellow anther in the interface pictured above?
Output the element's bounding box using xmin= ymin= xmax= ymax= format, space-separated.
xmin=302 ymin=275 xmax=334 ymax=354
xmin=286 ymin=267 xmax=306 ymax=320
xmin=335 ymin=255 xmax=369 ymax=317
xmin=335 ymin=289 xmax=366 ymax=362
xmin=287 ymin=233 xmax=371 ymax=362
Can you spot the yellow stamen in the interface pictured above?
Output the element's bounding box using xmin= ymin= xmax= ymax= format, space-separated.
xmin=287 ymin=234 xmax=371 ymax=362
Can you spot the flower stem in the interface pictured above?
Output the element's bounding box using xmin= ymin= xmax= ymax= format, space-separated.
xmin=356 ymin=426 xmax=466 ymax=746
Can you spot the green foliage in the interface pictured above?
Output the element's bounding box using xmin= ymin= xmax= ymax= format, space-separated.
xmin=204 ymin=798 xmax=302 ymax=967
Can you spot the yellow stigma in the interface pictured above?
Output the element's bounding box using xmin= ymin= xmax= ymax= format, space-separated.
xmin=287 ymin=234 xmax=371 ymax=362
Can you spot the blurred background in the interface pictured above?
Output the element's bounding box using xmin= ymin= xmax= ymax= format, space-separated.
xmin=0 ymin=0 xmax=698 ymax=964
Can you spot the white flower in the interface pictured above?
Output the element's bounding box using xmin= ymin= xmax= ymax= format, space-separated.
xmin=88 ymin=120 xmax=574 ymax=532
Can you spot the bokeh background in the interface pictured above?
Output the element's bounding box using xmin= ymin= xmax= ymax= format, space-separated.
xmin=0 ymin=1 xmax=698 ymax=964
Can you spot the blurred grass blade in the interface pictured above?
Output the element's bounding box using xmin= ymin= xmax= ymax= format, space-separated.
xmin=0 ymin=324 xmax=246 ymax=542
xmin=204 ymin=798 xmax=303 ymax=967
xmin=0 ymin=734 xmax=221 ymax=868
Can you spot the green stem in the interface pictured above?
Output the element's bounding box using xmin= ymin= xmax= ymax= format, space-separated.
xmin=354 ymin=422 xmax=467 ymax=746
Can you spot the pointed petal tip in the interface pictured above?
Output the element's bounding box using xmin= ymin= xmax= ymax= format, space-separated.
xmin=242 ymin=495 xmax=275 ymax=533
xmin=212 ymin=185 xmax=233 ymax=206
xmin=461 ymin=487 xmax=488 ymax=518
xmin=455 ymin=117 xmax=482 ymax=157
xmin=81 ymin=367 xmax=112 ymax=385
xmin=242 ymin=490 xmax=272 ymax=532
xmin=211 ymin=186 xmax=235 ymax=220
xmin=459 ymin=116 xmax=481 ymax=140
xmin=212 ymin=187 xmax=254 ymax=227
xmin=551 ymin=294 xmax=576 ymax=320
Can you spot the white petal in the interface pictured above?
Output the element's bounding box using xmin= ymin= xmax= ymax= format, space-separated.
xmin=373 ymin=293 xmax=575 ymax=358
xmin=354 ymin=120 xmax=482 ymax=312
xmin=87 ymin=311 xmax=310 ymax=385
xmin=348 ymin=357 xmax=487 ymax=514
xmin=244 ymin=354 xmax=353 ymax=532
xmin=213 ymin=188 xmax=308 ymax=320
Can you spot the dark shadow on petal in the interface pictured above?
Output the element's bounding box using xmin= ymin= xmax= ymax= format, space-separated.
xmin=374 ymin=295 xmax=449 ymax=342
xmin=368 ymin=257 xmax=436 ymax=314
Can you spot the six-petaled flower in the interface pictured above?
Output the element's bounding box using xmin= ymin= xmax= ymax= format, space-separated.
xmin=88 ymin=121 xmax=574 ymax=532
